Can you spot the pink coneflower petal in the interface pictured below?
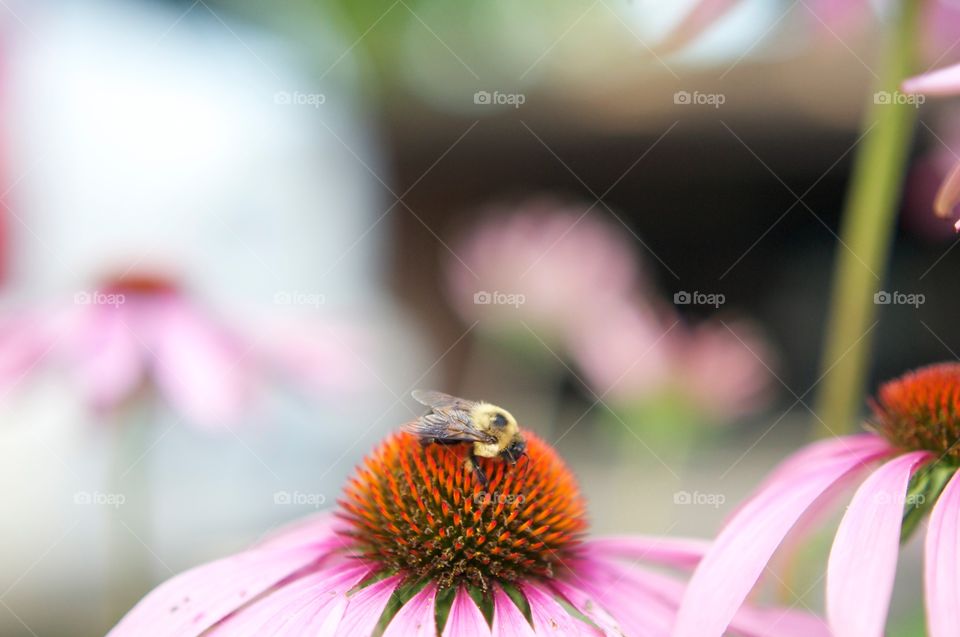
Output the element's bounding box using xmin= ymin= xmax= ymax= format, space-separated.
xmin=551 ymin=580 xmax=624 ymax=636
xmin=522 ymin=583 xmax=588 ymax=635
xmin=442 ymin=586 xmax=490 ymax=637
xmin=585 ymin=535 xmax=708 ymax=570
xmin=254 ymin=511 xmax=346 ymax=550
xmin=730 ymin=606 xmax=830 ymax=637
xmin=491 ymin=586 xmax=536 ymax=637
xmin=382 ymin=582 xmax=437 ymax=637
xmin=826 ymin=451 xmax=930 ymax=637
xmin=70 ymin=308 xmax=143 ymax=409
xmin=925 ymin=468 xmax=960 ymax=637
xmin=107 ymin=546 xmax=325 ymax=637
xmin=333 ymin=574 xmax=403 ymax=637
xmin=149 ymin=301 xmax=250 ymax=427
xmin=672 ymin=436 xmax=889 ymax=637
xmin=205 ymin=563 xmax=370 ymax=636
xmin=933 ymin=161 xmax=960 ymax=222
xmin=903 ymin=61 xmax=960 ymax=96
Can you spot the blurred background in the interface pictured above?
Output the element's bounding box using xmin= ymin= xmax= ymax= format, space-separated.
xmin=1 ymin=0 xmax=959 ymax=635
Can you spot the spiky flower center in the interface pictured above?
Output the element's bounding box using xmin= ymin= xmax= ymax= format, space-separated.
xmin=872 ymin=363 xmax=960 ymax=460
xmin=337 ymin=432 xmax=587 ymax=590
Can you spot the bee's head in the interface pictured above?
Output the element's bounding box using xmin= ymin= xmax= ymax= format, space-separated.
xmin=500 ymin=436 xmax=527 ymax=465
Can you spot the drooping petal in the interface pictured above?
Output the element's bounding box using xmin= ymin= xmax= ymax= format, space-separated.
xmin=729 ymin=606 xmax=830 ymax=637
xmin=550 ymin=580 xmax=623 ymax=636
xmin=522 ymin=583 xmax=593 ymax=636
xmin=147 ymin=299 xmax=252 ymax=427
xmin=491 ymin=586 xmax=536 ymax=637
xmin=933 ymin=161 xmax=960 ymax=222
xmin=903 ymin=61 xmax=960 ymax=96
xmin=584 ymin=535 xmax=708 ymax=570
xmin=672 ymin=438 xmax=889 ymax=637
xmin=333 ymin=574 xmax=403 ymax=637
xmin=107 ymin=546 xmax=326 ymax=637
xmin=925 ymin=468 xmax=960 ymax=637
xmin=827 ymin=451 xmax=930 ymax=637
xmin=205 ymin=563 xmax=369 ymax=636
xmin=574 ymin=556 xmax=683 ymax=636
xmin=68 ymin=307 xmax=143 ymax=409
xmin=254 ymin=511 xmax=345 ymax=550
xmin=383 ymin=583 xmax=438 ymax=637
xmin=442 ymin=586 xmax=491 ymax=637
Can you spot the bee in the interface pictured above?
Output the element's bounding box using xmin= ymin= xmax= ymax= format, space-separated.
xmin=404 ymin=390 xmax=527 ymax=487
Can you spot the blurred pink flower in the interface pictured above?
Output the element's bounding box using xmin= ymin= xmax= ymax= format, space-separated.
xmin=569 ymin=301 xmax=675 ymax=402
xmin=446 ymin=199 xmax=641 ymax=344
xmin=677 ymin=320 xmax=773 ymax=419
xmin=571 ymin=302 xmax=773 ymax=422
xmin=0 ymin=274 xmax=362 ymax=428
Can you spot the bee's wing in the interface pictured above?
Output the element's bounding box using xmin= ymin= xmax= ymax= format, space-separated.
xmin=405 ymin=390 xmax=494 ymax=443
xmin=411 ymin=390 xmax=476 ymax=413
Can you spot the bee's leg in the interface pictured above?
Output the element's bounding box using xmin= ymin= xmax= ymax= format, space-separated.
xmin=464 ymin=454 xmax=488 ymax=487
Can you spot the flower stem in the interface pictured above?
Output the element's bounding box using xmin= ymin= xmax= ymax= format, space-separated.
xmin=813 ymin=2 xmax=921 ymax=438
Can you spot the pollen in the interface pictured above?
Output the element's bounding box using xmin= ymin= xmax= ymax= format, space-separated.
xmin=337 ymin=432 xmax=587 ymax=590
xmin=871 ymin=363 xmax=960 ymax=460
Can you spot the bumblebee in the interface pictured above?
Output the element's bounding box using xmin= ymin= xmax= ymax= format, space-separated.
xmin=404 ymin=390 xmax=527 ymax=486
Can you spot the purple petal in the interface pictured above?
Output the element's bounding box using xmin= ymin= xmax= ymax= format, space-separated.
xmin=334 ymin=574 xmax=403 ymax=637
xmin=574 ymin=557 xmax=680 ymax=635
xmin=522 ymin=583 xmax=590 ymax=635
xmin=934 ymin=162 xmax=960 ymax=220
xmin=491 ymin=586 xmax=536 ymax=637
xmin=254 ymin=511 xmax=346 ymax=550
xmin=550 ymin=580 xmax=623 ymax=636
xmin=107 ymin=546 xmax=325 ymax=637
xmin=68 ymin=308 xmax=143 ymax=409
xmin=584 ymin=535 xmax=708 ymax=570
xmin=925 ymin=468 xmax=960 ymax=637
xmin=383 ymin=583 xmax=437 ymax=637
xmin=442 ymin=586 xmax=491 ymax=637
xmin=673 ymin=438 xmax=889 ymax=637
xmin=730 ymin=606 xmax=830 ymax=637
xmin=148 ymin=299 xmax=252 ymax=427
xmin=827 ymin=451 xmax=930 ymax=637
xmin=205 ymin=563 xmax=369 ymax=636
xmin=903 ymin=61 xmax=960 ymax=96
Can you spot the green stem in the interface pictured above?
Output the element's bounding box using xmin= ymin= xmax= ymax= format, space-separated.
xmin=813 ymin=2 xmax=922 ymax=439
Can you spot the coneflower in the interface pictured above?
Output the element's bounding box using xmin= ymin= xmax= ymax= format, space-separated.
xmin=108 ymin=429 xmax=822 ymax=635
xmin=674 ymin=362 xmax=960 ymax=637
